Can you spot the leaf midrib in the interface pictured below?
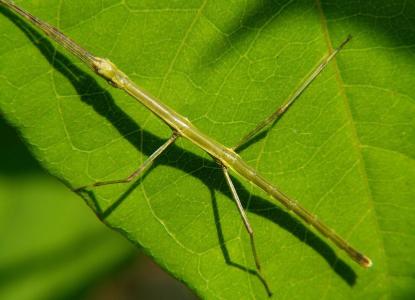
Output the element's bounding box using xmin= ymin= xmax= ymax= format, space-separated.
xmin=316 ymin=0 xmax=390 ymax=294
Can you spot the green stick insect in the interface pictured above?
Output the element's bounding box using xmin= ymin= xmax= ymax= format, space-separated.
xmin=0 ymin=0 xmax=372 ymax=290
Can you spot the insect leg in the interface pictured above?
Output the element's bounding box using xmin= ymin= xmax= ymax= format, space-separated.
xmin=74 ymin=132 xmax=179 ymax=191
xmin=233 ymin=35 xmax=352 ymax=151
xmin=220 ymin=163 xmax=261 ymax=271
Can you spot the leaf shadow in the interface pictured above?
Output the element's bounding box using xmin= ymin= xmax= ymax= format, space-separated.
xmin=199 ymin=0 xmax=293 ymax=67
xmin=200 ymin=0 xmax=415 ymax=68
xmin=0 ymin=116 xmax=42 ymax=175
xmin=1 ymin=6 xmax=357 ymax=290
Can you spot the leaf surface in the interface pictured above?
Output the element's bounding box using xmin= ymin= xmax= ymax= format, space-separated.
xmin=0 ymin=117 xmax=135 ymax=300
xmin=1 ymin=0 xmax=414 ymax=299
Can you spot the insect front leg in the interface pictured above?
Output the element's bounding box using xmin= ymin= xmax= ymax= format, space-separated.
xmin=233 ymin=36 xmax=352 ymax=151
xmin=74 ymin=132 xmax=179 ymax=191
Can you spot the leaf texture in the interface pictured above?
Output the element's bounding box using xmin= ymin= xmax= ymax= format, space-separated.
xmin=0 ymin=0 xmax=414 ymax=299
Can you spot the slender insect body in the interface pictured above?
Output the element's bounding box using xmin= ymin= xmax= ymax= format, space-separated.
xmin=219 ymin=148 xmax=240 ymax=165
xmin=93 ymin=57 xmax=129 ymax=89
xmin=0 ymin=1 xmax=372 ymax=291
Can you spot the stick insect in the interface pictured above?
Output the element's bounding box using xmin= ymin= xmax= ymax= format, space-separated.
xmin=1 ymin=0 xmax=372 ymax=285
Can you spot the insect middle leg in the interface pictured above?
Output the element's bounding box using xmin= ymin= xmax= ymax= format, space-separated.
xmin=233 ymin=35 xmax=352 ymax=151
xmin=74 ymin=132 xmax=179 ymax=191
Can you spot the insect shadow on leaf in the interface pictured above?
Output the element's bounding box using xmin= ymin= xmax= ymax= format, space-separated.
xmin=0 ymin=4 xmax=358 ymax=294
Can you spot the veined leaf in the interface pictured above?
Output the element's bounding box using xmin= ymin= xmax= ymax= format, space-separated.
xmin=0 ymin=116 xmax=135 ymax=300
xmin=1 ymin=0 xmax=414 ymax=299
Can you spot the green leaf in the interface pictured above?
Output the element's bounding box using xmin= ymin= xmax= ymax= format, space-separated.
xmin=0 ymin=117 xmax=135 ymax=300
xmin=0 ymin=175 xmax=136 ymax=300
xmin=1 ymin=0 xmax=414 ymax=299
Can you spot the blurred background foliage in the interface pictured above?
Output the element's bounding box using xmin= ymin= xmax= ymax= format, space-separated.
xmin=0 ymin=114 xmax=197 ymax=300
